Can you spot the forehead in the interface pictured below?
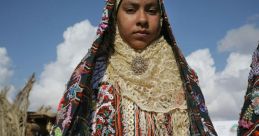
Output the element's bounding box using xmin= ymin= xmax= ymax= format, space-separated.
xmin=120 ymin=0 xmax=159 ymax=5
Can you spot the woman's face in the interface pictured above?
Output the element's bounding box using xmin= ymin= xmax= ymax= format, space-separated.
xmin=117 ymin=0 xmax=161 ymax=50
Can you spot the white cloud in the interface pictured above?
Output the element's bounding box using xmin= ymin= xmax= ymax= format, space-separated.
xmin=29 ymin=20 xmax=97 ymax=111
xmin=186 ymin=49 xmax=251 ymax=121
xmin=218 ymin=24 xmax=259 ymax=54
xmin=0 ymin=47 xmax=16 ymax=102
xmin=0 ymin=47 xmax=13 ymax=89
xmin=186 ymin=49 xmax=218 ymax=104
xmin=187 ymin=23 xmax=257 ymax=121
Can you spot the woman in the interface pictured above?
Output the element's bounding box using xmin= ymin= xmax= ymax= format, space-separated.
xmin=238 ymin=44 xmax=259 ymax=136
xmin=51 ymin=0 xmax=217 ymax=135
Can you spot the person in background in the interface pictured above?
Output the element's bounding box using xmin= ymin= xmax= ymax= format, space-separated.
xmin=51 ymin=0 xmax=217 ymax=135
xmin=238 ymin=43 xmax=259 ymax=136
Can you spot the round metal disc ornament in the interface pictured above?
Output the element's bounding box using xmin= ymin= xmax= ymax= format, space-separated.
xmin=131 ymin=56 xmax=148 ymax=75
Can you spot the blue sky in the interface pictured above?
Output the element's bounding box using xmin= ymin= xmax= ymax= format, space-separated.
xmin=1 ymin=0 xmax=259 ymax=121
xmin=1 ymin=0 xmax=258 ymax=87
xmin=0 ymin=0 xmax=103 ymax=87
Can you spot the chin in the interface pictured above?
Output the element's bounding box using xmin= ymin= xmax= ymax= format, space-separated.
xmin=129 ymin=41 xmax=149 ymax=50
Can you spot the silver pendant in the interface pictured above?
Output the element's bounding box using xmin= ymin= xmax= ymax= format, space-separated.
xmin=131 ymin=56 xmax=148 ymax=75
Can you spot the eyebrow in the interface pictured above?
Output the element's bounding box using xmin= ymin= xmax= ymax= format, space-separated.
xmin=121 ymin=0 xmax=158 ymax=7
xmin=121 ymin=1 xmax=138 ymax=7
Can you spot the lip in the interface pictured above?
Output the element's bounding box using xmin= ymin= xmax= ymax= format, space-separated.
xmin=133 ymin=30 xmax=150 ymax=38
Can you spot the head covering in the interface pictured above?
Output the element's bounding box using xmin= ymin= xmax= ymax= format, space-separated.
xmin=116 ymin=0 xmax=121 ymax=9
xmin=51 ymin=0 xmax=217 ymax=135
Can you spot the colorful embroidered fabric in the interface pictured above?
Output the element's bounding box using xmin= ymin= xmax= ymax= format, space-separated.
xmin=238 ymin=44 xmax=259 ymax=136
xmin=50 ymin=0 xmax=217 ymax=135
xmin=91 ymin=82 xmax=190 ymax=136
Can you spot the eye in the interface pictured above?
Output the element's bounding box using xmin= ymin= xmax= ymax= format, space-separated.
xmin=126 ymin=8 xmax=136 ymax=13
xmin=123 ymin=6 xmax=137 ymax=14
xmin=147 ymin=7 xmax=159 ymax=15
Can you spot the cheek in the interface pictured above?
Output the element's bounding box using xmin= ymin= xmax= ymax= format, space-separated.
xmin=117 ymin=22 xmax=131 ymax=44
xmin=118 ymin=16 xmax=130 ymax=30
xmin=118 ymin=19 xmax=135 ymax=37
xmin=119 ymin=18 xmax=135 ymax=30
xmin=150 ymin=17 xmax=161 ymax=37
xmin=151 ymin=17 xmax=161 ymax=30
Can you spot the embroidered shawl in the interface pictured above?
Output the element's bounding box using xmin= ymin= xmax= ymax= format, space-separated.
xmin=51 ymin=0 xmax=217 ymax=135
xmin=238 ymin=44 xmax=259 ymax=136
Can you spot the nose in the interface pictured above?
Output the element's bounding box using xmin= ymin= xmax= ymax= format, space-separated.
xmin=137 ymin=10 xmax=148 ymax=28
